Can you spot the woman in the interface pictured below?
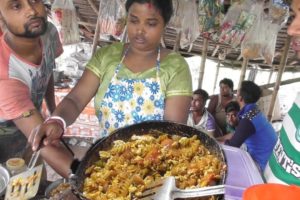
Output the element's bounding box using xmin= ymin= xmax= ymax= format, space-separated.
xmin=31 ymin=0 xmax=192 ymax=150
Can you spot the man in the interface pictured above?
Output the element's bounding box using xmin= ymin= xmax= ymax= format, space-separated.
xmin=264 ymin=0 xmax=300 ymax=185
xmin=208 ymin=78 xmax=235 ymax=135
xmin=187 ymin=89 xmax=220 ymax=137
xmin=0 ymin=0 xmax=73 ymax=177
xmin=225 ymin=101 xmax=240 ymax=134
xmin=217 ymin=101 xmax=240 ymax=142
xmin=224 ymin=81 xmax=277 ymax=171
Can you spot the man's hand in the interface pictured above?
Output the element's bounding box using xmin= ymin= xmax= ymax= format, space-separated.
xmin=29 ymin=122 xmax=64 ymax=151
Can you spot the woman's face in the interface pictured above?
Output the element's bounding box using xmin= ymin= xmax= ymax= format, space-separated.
xmin=126 ymin=3 xmax=165 ymax=51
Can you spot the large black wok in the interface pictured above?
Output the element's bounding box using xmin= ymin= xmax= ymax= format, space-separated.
xmin=74 ymin=121 xmax=227 ymax=193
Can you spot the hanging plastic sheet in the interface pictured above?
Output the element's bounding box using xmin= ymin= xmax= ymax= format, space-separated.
xmin=215 ymin=0 xmax=257 ymax=48
xmin=52 ymin=0 xmax=80 ymax=45
xmin=242 ymin=0 xmax=288 ymax=64
xmin=168 ymin=0 xmax=183 ymax=31
xmin=241 ymin=3 xmax=265 ymax=59
xmin=180 ymin=0 xmax=200 ymax=48
xmin=198 ymin=0 xmax=224 ymax=37
xmin=98 ymin=0 xmax=126 ymax=41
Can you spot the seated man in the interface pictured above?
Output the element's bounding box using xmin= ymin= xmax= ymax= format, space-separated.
xmin=187 ymin=89 xmax=221 ymax=137
xmin=224 ymin=81 xmax=277 ymax=171
xmin=208 ymin=78 xmax=236 ymax=135
xmin=217 ymin=101 xmax=240 ymax=142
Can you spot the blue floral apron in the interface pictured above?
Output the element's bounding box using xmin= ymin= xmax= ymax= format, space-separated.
xmin=97 ymin=47 xmax=165 ymax=138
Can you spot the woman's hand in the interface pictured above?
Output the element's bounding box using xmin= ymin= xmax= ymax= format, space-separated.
xmin=29 ymin=121 xmax=64 ymax=151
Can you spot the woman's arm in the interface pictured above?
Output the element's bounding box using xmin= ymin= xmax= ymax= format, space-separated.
xmin=44 ymin=74 xmax=56 ymax=114
xmin=31 ymin=69 xmax=101 ymax=150
xmin=53 ymin=69 xmax=100 ymax=125
xmin=164 ymin=96 xmax=191 ymax=124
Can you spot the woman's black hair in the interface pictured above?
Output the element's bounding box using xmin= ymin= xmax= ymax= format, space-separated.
xmin=125 ymin=0 xmax=173 ymax=24
xmin=239 ymin=81 xmax=262 ymax=104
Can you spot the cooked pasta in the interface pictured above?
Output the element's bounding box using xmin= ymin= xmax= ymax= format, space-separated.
xmin=83 ymin=134 xmax=225 ymax=200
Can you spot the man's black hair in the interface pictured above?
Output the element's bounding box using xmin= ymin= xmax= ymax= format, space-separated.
xmin=125 ymin=0 xmax=173 ymax=24
xmin=225 ymin=101 xmax=240 ymax=113
xmin=193 ymin=88 xmax=209 ymax=102
xmin=219 ymin=78 xmax=234 ymax=90
xmin=239 ymin=81 xmax=262 ymax=104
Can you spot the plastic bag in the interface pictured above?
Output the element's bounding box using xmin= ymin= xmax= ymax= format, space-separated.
xmin=198 ymin=0 xmax=224 ymax=37
xmin=261 ymin=22 xmax=280 ymax=64
xmin=216 ymin=0 xmax=256 ymax=48
xmin=241 ymin=3 xmax=265 ymax=59
xmin=52 ymin=0 xmax=80 ymax=45
xmin=269 ymin=0 xmax=289 ymax=26
xmin=98 ymin=0 xmax=126 ymax=40
xmin=168 ymin=0 xmax=183 ymax=31
xmin=179 ymin=0 xmax=200 ymax=48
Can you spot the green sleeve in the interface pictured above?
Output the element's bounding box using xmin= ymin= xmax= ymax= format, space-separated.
xmin=86 ymin=42 xmax=123 ymax=79
xmin=160 ymin=53 xmax=193 ymax=98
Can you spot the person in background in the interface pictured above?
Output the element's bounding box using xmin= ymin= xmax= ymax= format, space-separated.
xmin=31 ymin=0 xmax=192 ymax=151
xmin=187 ymin=89 xmax=221 ymax=137
xmin=217 ymin=101 xmax=240 ymax=142
xmin=0 ymin=0 xmax=74 ymax=177
xmin=208 ymin=78 xmax=235 ymax=135
xmin=225 ymin=101 xmax=240 ymax=134
xmin=224 ymin=81 xmax=277 ymax=171
xmin=264 ymin=0 xmax=300 ymax=186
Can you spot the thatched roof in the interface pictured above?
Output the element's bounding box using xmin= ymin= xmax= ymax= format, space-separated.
xmin=54 ymin=0 xmax=299 ymax=72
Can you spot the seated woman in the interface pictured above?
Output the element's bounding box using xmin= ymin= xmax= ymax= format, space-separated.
xmin=187 ymin=89 xmax=221 ymax=137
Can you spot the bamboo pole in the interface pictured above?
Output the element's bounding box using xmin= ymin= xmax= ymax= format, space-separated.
xmin=213 ymin=60 xmax=221 ymax=93
xmin=198 ymin=38 xmax=209 ymax=89
xmin=267 ymin=68 xmax=274 ymax=83
xmin=260 ymin=77 xmax=300 ymax=90
xmin=237 ymin=58 xmax=249 ymax=90
xmin=173 ymin=31 xmax=181 ymax=52
xmin=267 ymin=36 xmax=291 ymax=121
xmin=91 ymin=0 xmax=102 ymax=56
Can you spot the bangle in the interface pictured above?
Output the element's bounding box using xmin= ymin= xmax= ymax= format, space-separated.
xmin=44 ymin=116 xmax=67 ymax=133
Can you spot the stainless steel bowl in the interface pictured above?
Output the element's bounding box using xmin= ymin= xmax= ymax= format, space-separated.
xmin=0 ymin=165 xmax=10 ymax=196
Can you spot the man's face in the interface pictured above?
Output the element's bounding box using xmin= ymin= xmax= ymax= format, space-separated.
xmin=220 ymin=83 xmax=232 ymax=97
xmin=190 ymin=94 xmax=206 ymax=112
xmin=0 ymin=0 xmax=47 ymax=38
xmin=226 ymin=110 xmax=239 ymax=127
xmin=289 ymin=0 xmax=300 ymax=58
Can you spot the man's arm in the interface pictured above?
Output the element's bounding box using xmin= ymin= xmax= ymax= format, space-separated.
xmin=13 ymin=109 xmax=73 ymax=177
xmin=207 ymin=95 xmax=218 ymax=115
xmin=44 ymin=74 xmax=56 ymax=114
xmin=225 ymin=119 xmax=255 ymax=147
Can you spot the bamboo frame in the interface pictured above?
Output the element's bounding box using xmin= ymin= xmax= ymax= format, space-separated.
xmin=213 ymin=60 xmax=221 ymax=93
xmin=267 ymin=36 xmax=291 ymax=121
xmin=91 ymin=0 xmax=102 ymax=56
xmin=198 ymin=38 xmax=208 ymax=89
xmin=237 ymin=58 xmax=249 ymax=90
